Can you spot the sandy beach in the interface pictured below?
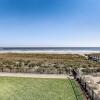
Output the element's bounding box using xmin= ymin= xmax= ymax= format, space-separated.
xmin=0 ymin=50 xmax=99 ymax=55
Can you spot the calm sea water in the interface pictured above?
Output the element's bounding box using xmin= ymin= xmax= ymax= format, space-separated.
xmin=0 ymin=47 xmax=100 ymax=52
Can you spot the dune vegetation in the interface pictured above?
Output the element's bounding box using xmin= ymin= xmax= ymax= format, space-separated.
xmin=0 ymin=53 xmax=99 ymax=74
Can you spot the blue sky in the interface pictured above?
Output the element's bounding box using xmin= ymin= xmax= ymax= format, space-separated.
xmin=0 ymin=0 xmax=100 ymax=47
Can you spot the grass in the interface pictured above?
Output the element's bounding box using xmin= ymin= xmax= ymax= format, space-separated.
xmin=0 ymin=77 xmax=84 ymax=100
xmin=70 ymin=80 xmax=85 ymax=100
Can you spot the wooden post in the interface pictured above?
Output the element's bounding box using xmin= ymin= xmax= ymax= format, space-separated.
xmin=85 ymin=82 xmax=87 ymax=92
xmin=92 ymin=90 xmax=94 ymax=100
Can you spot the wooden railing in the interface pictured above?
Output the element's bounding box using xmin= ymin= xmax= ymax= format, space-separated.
xmin=72 ymin=69 xmax=100 ymax=100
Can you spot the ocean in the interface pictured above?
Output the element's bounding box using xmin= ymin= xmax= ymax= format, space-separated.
xmin=0 ymin=47 xmax=100 ymax=54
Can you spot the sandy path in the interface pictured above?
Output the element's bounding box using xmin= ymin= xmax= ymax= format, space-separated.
xmin=84 ymin=75 xmax=100 ymax=95
xmin=0 ymin=72 xmax=67 ymax=79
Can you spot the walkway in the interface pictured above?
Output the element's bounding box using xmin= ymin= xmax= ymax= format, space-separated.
xmin=0 ymin=72 xmax=67 ymax=79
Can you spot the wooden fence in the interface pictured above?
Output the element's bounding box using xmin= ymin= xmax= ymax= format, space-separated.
xmin=72 ymin=69 xmax=100 ymax=100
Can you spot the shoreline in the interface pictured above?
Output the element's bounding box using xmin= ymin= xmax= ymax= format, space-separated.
xmin=0 ymin=50 xmax=99 ymax=55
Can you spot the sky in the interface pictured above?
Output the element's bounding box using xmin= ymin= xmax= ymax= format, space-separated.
xmin=0 ymin=0 xmax=100 ymax=47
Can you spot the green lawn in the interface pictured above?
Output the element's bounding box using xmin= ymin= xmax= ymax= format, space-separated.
xmin=0 ymin=77 xmax=84 ymax=100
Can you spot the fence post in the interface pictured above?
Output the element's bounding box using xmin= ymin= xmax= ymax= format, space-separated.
xmin=85 ymin=82 xmax=87 ymax=92
xmin=80 ymin=77 xmax=81 ymax=84
xmin=92 ymin=90 xmax=94 ymax=100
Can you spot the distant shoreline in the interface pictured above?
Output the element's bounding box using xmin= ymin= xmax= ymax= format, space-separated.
xmin=0 ymin=47 xmax=99 ymax=55
xmin=0 ymin=50 xmax=99 ymax=55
